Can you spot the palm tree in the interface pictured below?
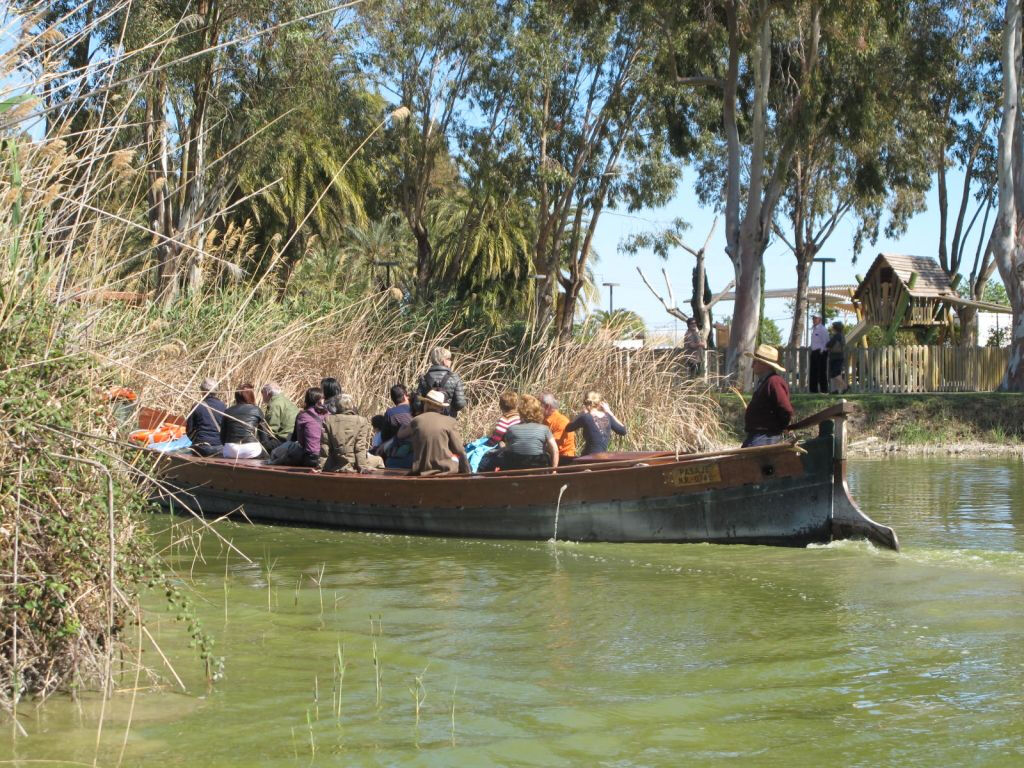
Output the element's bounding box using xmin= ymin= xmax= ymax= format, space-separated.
xmin=341 ymin=213 xmax=413 ymax=293
xmin=428 ymin=188 xmax=535 ymax=324
xmin=238 ymin=131 xmax=368 ymax=290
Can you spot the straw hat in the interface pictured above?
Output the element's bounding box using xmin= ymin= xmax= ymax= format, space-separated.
xmin=421 ymin=390 xmax=449 ymax=409
xmin=744 ymin=343 xmax=786 ymax=373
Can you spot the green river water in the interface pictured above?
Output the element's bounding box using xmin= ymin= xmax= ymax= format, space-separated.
xmin=4 ymin=456 xmax=1024 ymax=766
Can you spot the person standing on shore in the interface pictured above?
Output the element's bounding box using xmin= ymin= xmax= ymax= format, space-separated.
xmin=827 ymin=321 xmax=847 ymax=394
xmin=808 ymin=315 xmax=829 ymax=393
xmin=682 ymin=318 xmax=707 ymax=377
xmin=741 ymin=344 xmax=794 ymax=448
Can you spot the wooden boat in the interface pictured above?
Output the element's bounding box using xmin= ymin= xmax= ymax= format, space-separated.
xmin=145 ymin=403 xmax=898 ymax=550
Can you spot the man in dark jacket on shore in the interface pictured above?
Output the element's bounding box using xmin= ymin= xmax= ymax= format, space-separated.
xmin=415 ymin=346 xmax=467 ymax=418
xmin=742 ymin=344 xmax=794 ymax=448
xmin=186 ymin=377 xmax=226 ymax=456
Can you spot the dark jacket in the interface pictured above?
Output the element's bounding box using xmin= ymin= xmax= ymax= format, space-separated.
xmin=416 ymin=365 xmax=467 ymax=417
xmin=186 ymin=395 xmax=226 ymax=453
xmin=744 ymin=372 xmax=794 ymax=436
xmin=220 ymin=403 xmax=269 ymax=445
xmin=565 ymin=410 xmax=627 ymax=456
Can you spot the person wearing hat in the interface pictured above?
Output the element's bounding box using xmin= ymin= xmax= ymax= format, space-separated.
xmin=741 ymin=344 xmax=794 ymax=448
xmin=397 ymin=389 xmax=470 ymax=476
xmin=682 ymin=318 xmax=707 ymax=377
xmin=808 ymin=314 xmax=829 ymax=393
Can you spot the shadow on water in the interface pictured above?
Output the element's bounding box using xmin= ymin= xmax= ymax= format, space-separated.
xmin=3 ymin=457 xmax=1023 ymax=766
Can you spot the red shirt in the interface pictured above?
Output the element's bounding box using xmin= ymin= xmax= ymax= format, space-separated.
xmin=744 ymin=372 xmax=794 ymax=435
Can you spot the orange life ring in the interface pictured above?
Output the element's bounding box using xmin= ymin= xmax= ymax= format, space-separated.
xmin=107 ymin=387 xmax=138 ymax=402
xmin=129 ymin=424 xmax=185 ymax=445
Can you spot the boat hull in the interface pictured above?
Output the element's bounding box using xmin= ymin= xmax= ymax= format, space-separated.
xmin=152 ymin=420 xmax=897 ymax=549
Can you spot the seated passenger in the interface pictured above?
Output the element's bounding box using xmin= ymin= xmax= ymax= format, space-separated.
xmin=321 ymin=377 xmax=344 ymax=415
xmin=397 ymin=390 xmax=470 ymax=476
xmin=261 ymin=382 xmax=299 ymax=449
xmin=378 ymin=384 xmax=414 ymax=469
xmin=285 ymin=387 xmax=327 ymax=467
xmin=321 ymin=394 xmax=385 ymax=473
xmin=565 ymin=390 xmax=626 ymax=456
xmin=540 ymin=393 xmax=576 ymax=459
xmin=370 ymin=415 xmax=386 ymax=451
xmin=490 ymin=394 xmax=558 ymax=471
xmin=414 ymin=347 xmax=467 ymax=418
xmin=220 ymin=385 xmax=271 ymax=460
xmin=186 ymin=377 xmax=226 ymax=457
xmin=486 ymin=391 xmax=520 ymax=446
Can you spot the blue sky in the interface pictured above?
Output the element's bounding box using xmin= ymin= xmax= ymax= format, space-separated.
xmin=589 ymin=166 xmax=989 ymax=341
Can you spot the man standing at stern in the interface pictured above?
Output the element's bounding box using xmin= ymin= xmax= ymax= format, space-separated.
xmin=742 ymin=344 xmax=794 ymax=448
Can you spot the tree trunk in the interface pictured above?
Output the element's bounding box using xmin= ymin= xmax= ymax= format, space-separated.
xmin=413 ymin=222 xmax=433 ymax=299
xmin=788 ymin=251 xmax=813 ymax=348
xmin=994 ymin=0 xmax=1024 ymax=390
xmin=729 ymin=251 xmax=762 ymax=384
xmin=958 ymin=306 xmax=978 ymax=346
xmin=556 ymin=279 xmax=580 ymax=344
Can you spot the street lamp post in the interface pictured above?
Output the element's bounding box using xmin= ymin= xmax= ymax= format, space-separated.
xmin=372 ymin=260 xmax=400 ymax=288
xmin=602 ymin=282 xmax=620 ymax=314
xmin=812 ymin=257 xmax=836 ymax=320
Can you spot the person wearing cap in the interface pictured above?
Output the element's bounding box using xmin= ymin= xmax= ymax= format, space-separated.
xmin=808 ymin=314 xmax=829 ymax=393
xmin=682 ymin=318 xmax=707 ymax=377
xmin=742 ymin=344 xmax=794 ymax=448
xmin=186 ymin=377 xmax=227 ymax=457
xmin=397 ymin=389 xmax=470 ymax=476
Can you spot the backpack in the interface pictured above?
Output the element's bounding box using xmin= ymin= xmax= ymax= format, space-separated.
xmin=411 ymin=370 xmax=453 ymax=416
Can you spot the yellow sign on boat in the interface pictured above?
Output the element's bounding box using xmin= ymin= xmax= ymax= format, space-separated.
xmin=665 ymin=463 xmax=721 ymax=488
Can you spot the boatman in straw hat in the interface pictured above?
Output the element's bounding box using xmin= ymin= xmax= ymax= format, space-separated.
xmin=741 ymin=344 xmax=794 ymax=448
xmin=397 ymin=389 xmax=470 ymax=476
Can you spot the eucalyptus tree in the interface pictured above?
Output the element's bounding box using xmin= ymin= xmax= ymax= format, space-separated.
xmin=655 ymin=1 xmax=915 ymax=380
xmin=121 ymin=0 xmax=345 ymax=304
xmin=503 ymin=1 xmax=677 ymax=342
xmin=905 ymin=0 xmax=1000 ymax=344
xmin=357 ymin=0 xmax=500 ymax=299
xmin=774 ymin=2 xmax=931 ymax=346
xmin=992 ymin=0 xmax=1024 ymax=389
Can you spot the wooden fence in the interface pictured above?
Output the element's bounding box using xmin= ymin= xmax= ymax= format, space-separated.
xmin=697 ymin=345 xmax=1008 ymax=393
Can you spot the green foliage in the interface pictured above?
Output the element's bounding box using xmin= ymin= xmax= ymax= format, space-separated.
xmin=986 ymin=325 xmax=1009 ymax=347
xmin=758 ymin=317 xmax=783 ymax=346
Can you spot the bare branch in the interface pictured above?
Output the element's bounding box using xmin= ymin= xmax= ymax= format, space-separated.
xmin=707 ymin=280 xmax=737 ymax=310
xmin=637 ymin=266 xmax=689 ymax=321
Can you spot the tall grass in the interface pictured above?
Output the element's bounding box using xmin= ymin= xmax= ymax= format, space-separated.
xmin=0 ymin=0 xmax=724 ymax=716
xmin=95 ymin=291 xmax=722 ymax=452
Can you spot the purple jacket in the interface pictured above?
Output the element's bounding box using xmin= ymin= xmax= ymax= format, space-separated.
xmin=294 ymin=406 xmax=325 ymax=466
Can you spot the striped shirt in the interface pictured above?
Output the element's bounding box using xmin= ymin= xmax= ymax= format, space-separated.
xmin=489 ymin=413 xmax=520 ymax=444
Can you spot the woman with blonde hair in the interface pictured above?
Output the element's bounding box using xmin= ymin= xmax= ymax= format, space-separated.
xmin=565 ymin=390 xmax=626 ymax=456
xmin=491 ymin=394 xmax=558 ymax=470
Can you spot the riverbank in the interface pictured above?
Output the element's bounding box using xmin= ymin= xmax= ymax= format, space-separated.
xmin=717 ymin=393 xmax=1024 ymax=455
